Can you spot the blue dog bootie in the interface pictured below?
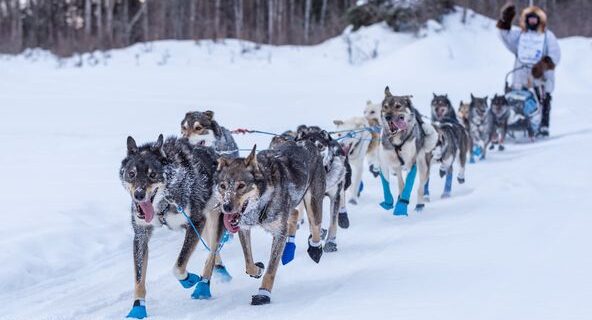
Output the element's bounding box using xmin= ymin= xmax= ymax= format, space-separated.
xmin=214 ymin=265 xmax=233 ymax=282
xmin=191 ymin=278 xmax=212 ymax=299
xmin=126 ymin=299 xmax=147 ymax=319
xmin=282 ymin=236 xmax=296 ymax=265
xmin=179 ymin=272 xmax=201 ymax=289
xmin=379 ymin=171 xmax=394 ymax=210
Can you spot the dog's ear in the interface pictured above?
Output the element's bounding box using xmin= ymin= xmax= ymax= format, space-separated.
xmin=127 ymin=136 xmax=138 ymax=155
xmin=333 ymin=120 xmax=344 ymax=126
xmin=384 ymin=86 xmax=392 ymax=97
xmin=366 ymin=100 xmax=372 ymax=106
xmin=484 ymin=96 xmax=488 ymax=102
xmin=459 ymin=100 xmax=464 ymax=105
xmin=244 ymin=145 xmax=258 ymax=168
xmin=470 ymin=93 xmax=475 ymax=100
xmin=217 ymin=157 xmax=229 ymax=172
xmin=296 ymin=130 xmax=306 ymax=141
xmin=152 ymin=134 xmax=166 ymax=158
xmin=433 ymin=93 xmax=437 ymax=98
xmin=203 ymin=110 xmax=214 ymax=120
xmin=445 ymin=94 xmax=448 ymax=98
xmin=321 ymin=130 xmax=331 ymax=141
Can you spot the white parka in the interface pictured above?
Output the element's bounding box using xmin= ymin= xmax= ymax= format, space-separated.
xmin=498 ymin=6 xmax=561 ymax=93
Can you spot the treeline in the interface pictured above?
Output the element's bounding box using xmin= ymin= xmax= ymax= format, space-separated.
xmin=0 ymin=0 xmax=589 ymax=57
xmin=0 ymin=0 xmax=355 ymax=56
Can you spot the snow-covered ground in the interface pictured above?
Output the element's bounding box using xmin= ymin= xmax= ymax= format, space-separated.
xmin=1 ymin=10 xmax=591 ymax=320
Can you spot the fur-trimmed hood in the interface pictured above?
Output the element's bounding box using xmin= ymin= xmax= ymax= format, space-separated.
xmin=519 ymin=6 xmax=547 ymax=33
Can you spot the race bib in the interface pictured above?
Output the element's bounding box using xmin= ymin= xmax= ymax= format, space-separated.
xmin=517 ymin=32 xmax=546 ymax=65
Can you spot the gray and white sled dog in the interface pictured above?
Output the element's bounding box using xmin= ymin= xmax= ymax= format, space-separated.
xmin=332 ymin=117 xmax=371 ymax=205
xmin=215 ymin=143 xmax=326 ymax=305
xmin=428 ymin=121 xmax=470 ymax=198
xmin=431 ymin=93 xmax=459 ymax=123
xmin=119 ymin=135 xmax=225 ymax=319
xmin=488 ymin=94 xmax=513 ymax=151
xmin=295 ymin=125 xmax=351 ymax=253
xmin=467 ymin=94 xmax=493 ymax=160
xmin=378 ymin=87 xmax=438 ymax=215
xmin=425 ymin=94 xmax=470 ymax=199
xmin=181 ymin=110 xmax=239 ymax=157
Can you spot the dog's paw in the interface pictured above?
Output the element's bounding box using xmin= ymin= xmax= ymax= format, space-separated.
xmin=251 ymin=290 xmax=271 ymax=305
xmin=457 ymin=177 xmax=465 ymax=184
xmin=380 ymin=201 xmax=394 ymax=210
xmin=214 ymin=265 xmax=232 ymax=282
xmin=191 ymin=279 xmax=211 ymax=300
xmin=348 ymin=198 xmax=358 ymax=205
xmin=415 ymin=203 xmax=425 ymax=212
xmin=441 ymin=192 xmax=451 ymax=199
xmin=320 ymin=228 xmax=328 ymax=240
xmin=489 ymin=144 xmax=495 ymax=150
xmin=307 ymin=238 xmax=323 ymax=263
xmin=338 ymin=212 xmax=350 ymax=229
xmin=393 ymin=200 xmax=409 ymax=216
xmin=281 ymin=241 xmax=296 ymax=265
xmin=369 ymin=165 xmax=380 ymax=178
xmin=323 ymin=240 xmax=338 ymax=253
xmin=439 ymin=169 xmax=446 ymax=178
xmin=248 ymin=262 xmax=265 ymax=279
xmin=498 ymin=144 xmax=505 ymax=151
xmin=126 ymin=300 xmax=147 ymax=319
xmin=179 ymin=272 xmax=201 ymax=289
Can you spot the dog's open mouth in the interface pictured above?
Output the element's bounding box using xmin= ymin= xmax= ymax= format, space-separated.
xmin=135 ymin=189 xmax=158 ymax=223
xmin=222 ymin=200 xmax=249 ymax=233
xmin=388 ymin=117 xmax=407 ymax=135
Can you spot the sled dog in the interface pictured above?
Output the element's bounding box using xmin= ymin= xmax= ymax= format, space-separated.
xmin=181 ymin=110 xmax=239 ymax=157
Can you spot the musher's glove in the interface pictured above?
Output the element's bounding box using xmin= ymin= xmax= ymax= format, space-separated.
xmin=532 ymin=56 xmax=555 ymax=79
xmin=496 ymin=3 xmax=516 ymax=30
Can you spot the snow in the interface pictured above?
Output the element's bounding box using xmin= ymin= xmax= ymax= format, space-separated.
xmin=1 ymin=9 xmax=592 ymax=320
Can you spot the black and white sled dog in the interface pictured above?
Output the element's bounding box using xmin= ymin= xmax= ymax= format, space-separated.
xmin=488 ymin=94 xmax=513 ymax=151
xmin=215 ymin=143 xmax=326 ymax=305
xmin=181 ymin=110 xmax=239 ymax=157
xmin=378 ymin=87 xmax=438 ymax=215
xmin=332 ymin=116 xmax=372 ymax=205
xmin=425 ymin=94 xmax=470 ymax=199
xmin=467 ymin=94 xmax=493 ymax=161
xmin=295 ymin=125 xmax=351 ymax=253
xmin=119 ymin=135 xmax=225 ymax=319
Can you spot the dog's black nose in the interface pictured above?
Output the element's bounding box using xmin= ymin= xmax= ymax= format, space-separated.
xmin=134 ymin=189 xmax=146 ymax=201
xmin=385 ymin=115 xmax=392 ymax=121
xmin=223 ymin=203 xmax=233 ymax=213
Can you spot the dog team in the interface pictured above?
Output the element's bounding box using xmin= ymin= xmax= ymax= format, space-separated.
xmin=119 ymin=87 xmax=517 ymax=319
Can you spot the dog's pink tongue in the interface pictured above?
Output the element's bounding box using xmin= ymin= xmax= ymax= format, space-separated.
xmin=139 ymin=201 xmax=155 ymax=223
xmin=223 ymin=213 xmax=240 ymax=233
xmin=394 ymin=119 xmax=408 ymax=130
